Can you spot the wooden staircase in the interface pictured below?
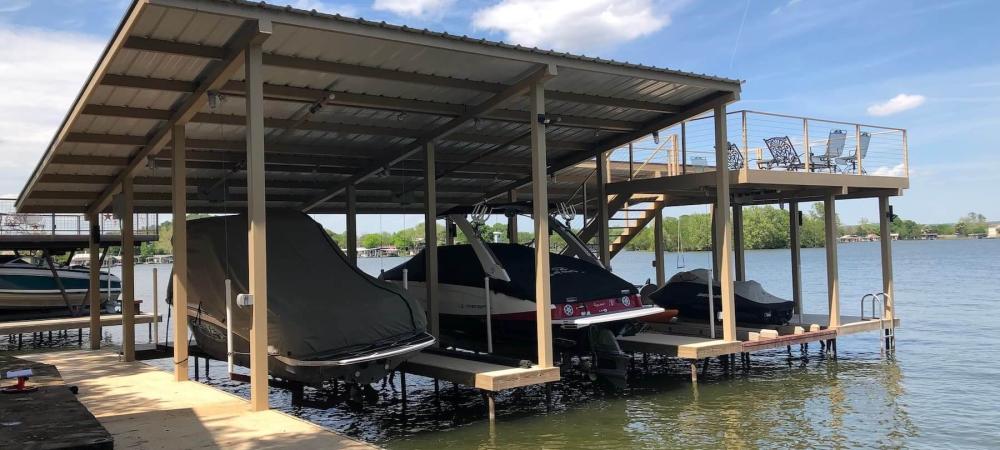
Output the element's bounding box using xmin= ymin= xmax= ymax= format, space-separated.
xmin=579 ymin=193 xmax=665 ymax=258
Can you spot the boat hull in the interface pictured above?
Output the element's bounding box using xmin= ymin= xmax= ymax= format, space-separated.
xmin=0 ymin=265 xmax=120 ymax=314
xmin=649 ymin=270 xmax=795 ymax=325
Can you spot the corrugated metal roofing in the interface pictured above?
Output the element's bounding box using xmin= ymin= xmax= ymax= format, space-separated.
xmin=17 ymin=0 xmax=740 ymax=214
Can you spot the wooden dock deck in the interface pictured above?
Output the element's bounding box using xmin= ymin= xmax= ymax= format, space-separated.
xmin=400 ymin=351 xmax=560 ymax=391
xmin=16 ymin=349 xmax=375 ymax=449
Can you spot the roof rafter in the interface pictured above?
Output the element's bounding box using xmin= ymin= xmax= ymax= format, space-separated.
xmin=85 ymin=19 xmax=273 ymax=216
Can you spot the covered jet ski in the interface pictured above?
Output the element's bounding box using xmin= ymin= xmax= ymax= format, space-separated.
xmin=380 ymin=203 xmax=663 ymax=383
xmin=167 ymin=210 xmax=433 ymax=386
xmin=648 ymin=269 xmax=794 ymax=325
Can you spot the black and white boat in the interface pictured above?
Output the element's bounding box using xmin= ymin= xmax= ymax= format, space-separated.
xmin=0 ymin=255 xmax=120 ymax=316
xmin=380 ymin=203 xmax=663 ymax=383
xmin=167 ymin=210 xmax=434 ymax=387
xmin=647 ymin=269 xmax=795 ymax=325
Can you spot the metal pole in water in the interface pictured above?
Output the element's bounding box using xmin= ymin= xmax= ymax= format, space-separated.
xmin=485 ymin=277 xmax=493 ymax=354
xmin=708 ymin=269 xmax=716 ymax=339
xmin=152 ymin=267 xmax=159 ymax=346
xmin=225 ymin=278 xmax=234 ymax=375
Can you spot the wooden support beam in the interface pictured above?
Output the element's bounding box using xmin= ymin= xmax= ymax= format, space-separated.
xmin=98 ymin=74 xmax=640 ymax=132
xmin=346 ymin=185 xmax=357 ymax=265
xmin=301 ymin=64 xmax=558 ymax=212
xmin=171 ymin=124 xmax=189 ymax=382
xmin=789 ymin=202 xmax=803 ymax=315
xmin=530 ymin=82 xmax=554 ymax=369
xmin=121 ymin=177 xmax=135 ymax=361
xmin=86 ymin=20 xmax=272 ymax=216
xmin=424 ymin=142 xmax=439 ymax=340
xmin=733 ymin=205 xmax=746 ymax=282
xmin=596 ymin=152 xmax=611 ymax=266
xmin=246 ymin=39 xmax=270 ymax=413
xmin=713 ymin=104 xmax=737 ymax=342
xmin=879 ymin=196 xmax=894 ymax=321
xmin=653 ymin=206 xmax=665 ymax=287
xmin=121 ymin=36 xmax=682 ymax=114
xmin=824 ymin=193 xmax=840 ymax=329
xmin=87 ymin=215 xmax=101 ymax=350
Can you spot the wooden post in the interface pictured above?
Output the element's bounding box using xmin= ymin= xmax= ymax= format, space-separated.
xmin=733 ymin=205 xmax=746 ymax=282
xmin=596 ymin=151 xmax=610 ymax=266
xmin=530 ymin=81 xmax=554 ymax=369
xmin=681 ymin=122 xmax=687 ymax=174
xmin=713 ymin=104 xmax=737 ymax=342
xmin=653 ymin=206 xmax=665 ymax=287
xmin=855 ymin=124 xmax=863 ymax=175
xmin=789 ymin=202 xmax=803 ymax=316
xmin=346 ymin=185 xmax=357 ymax=265
xmin=424 ymin=142 xmax=440 ymax=340
xmin=88 ymin=216 xmax=101 ymax=350
xmin=803 ymin=119 xmax=811 ymax=172
xmin=121 ymin=177 xmax=135 ymax=362
xmin=171 ymin=123 xmax=189 ymax=381
xmin=824 ymin=193 xmax=840 ymax=328
xmin=246 ymin=40 xmax=270 ymax=412
xmin=507 ymin=190 xmax=518 ymax=244
xmin=878 ymin=196 xmax=894 ymax=321
xmin=710 ymin=204 xmax=719 ymax=277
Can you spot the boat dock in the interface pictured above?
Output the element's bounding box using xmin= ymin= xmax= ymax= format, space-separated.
xmin=3 ymin=0 xmax=909 ymax=446
xmin=9 ymin=349 xmax=373 ymax=449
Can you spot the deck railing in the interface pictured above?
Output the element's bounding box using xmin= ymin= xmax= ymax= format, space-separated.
xmin=608 ymin=110 xmax=908 ymax=181
xmin=0 ymin=199 xmax=159 ymax=239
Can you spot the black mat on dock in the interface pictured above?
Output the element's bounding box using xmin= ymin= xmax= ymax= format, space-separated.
xmin=0 ymin=355 xmax=113 ymax=449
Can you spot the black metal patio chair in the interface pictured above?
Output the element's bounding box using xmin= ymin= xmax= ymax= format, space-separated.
xmin=760 ymin=136 xmax=804 ymax=170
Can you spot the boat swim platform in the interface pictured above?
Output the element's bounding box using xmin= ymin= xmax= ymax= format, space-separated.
xmin=14 ymin=349 xmax=376 ymax=449
xmin=0 ymin=313 xmax=159 ymax=335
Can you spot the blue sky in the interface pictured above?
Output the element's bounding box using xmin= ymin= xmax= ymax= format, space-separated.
xmin=1 ymin=0 xmax=997 ymax=234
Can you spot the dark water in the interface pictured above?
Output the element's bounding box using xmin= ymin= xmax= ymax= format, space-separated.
xmin=6 ymin=240 xmax=999 ymax=448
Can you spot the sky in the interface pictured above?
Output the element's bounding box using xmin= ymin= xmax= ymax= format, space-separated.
xmin=1 ymin=0 xmax=997 ymax=234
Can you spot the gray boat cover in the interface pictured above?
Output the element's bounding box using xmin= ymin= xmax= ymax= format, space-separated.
xmin=170 ymin=209 xmax=427 ymax=361
xmin=670 ymin=269 xmax=789 ymax=305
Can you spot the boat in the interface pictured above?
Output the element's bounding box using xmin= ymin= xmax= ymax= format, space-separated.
xmin=167 ymin=209 xmax=434 ymax=387
xmin=647 ymin=269 xmax=795 ymax=325
xmin=380 ymin=203 xmax=664 ymax=384
xmin=0 ymin=255 xmax=120 ymax=316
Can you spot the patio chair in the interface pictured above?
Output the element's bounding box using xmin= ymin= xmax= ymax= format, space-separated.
xmin=809 ymin=129 xmax=847 ymax=172
xmin=759 ymin=136 xmax=804 ymax=170
xmin=727 ymin=142 xmax=744 ymax=170
xmin=836 ymin=132 xmax=871 ymax=174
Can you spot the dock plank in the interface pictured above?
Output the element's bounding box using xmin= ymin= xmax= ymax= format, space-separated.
xmin=0 ymin=314 xmax=159 ymax=335
xmin=400 ymin=351 xmax=560 ymax=391
xmin=18 ymin=350 xmax=375 ymax=449
xmin=617 ymin=332 xmax=742 ymax=359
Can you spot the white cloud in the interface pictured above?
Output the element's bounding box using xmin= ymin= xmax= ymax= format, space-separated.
xmin=372 ymin=0 xmax=454 ymax=18
xmin=0 ymin=25 xmax=103 ymax=194
xmin=289 ymin=0 xmax=359 ymax=16
xmin=771 ymin=0 xmax=802 ymax=15
xmin=472 ymin=0 xmax=669 ymax=53
xmin=866 ymin=93 xmax=926 ymax=117
xmin=870 ymin=163 xmax=908 ymax=177
xmin=0 ymin=0 xmax=31 ymax=13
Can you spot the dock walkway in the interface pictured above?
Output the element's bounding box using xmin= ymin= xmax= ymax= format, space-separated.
xmin=17 ymin=349 xmax=375 ymax=449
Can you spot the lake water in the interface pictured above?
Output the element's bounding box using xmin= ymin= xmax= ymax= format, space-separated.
xmin=6 ymin=239 xmax=999 ymax=448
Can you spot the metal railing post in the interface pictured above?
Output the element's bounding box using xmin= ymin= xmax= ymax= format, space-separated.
xmin=856 ymin=124 xmax=863 ymax=174
xmin=681 ymin=121 xmax=687 ymax=174
xmin=902 ymin=129 xmax=909 ymax=177
xmin=803 ymin=118 xmax=811 ymax=172
xmin=741 ymin=111 xmax=749 ymax=176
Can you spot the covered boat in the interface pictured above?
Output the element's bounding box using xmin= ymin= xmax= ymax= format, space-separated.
xmin=380 ymin=204 xmax=663 ymax=383
xmin=168 ymin=210 xmax=433 ymax=386
xmin=0 ymin=255 xmax=120 ymax=316
xmin=648 ymin=269 xmax=794 ymax=325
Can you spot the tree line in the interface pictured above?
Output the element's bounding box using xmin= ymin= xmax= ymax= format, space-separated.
xmin=134 ymin=209 xmax=991 ymax=256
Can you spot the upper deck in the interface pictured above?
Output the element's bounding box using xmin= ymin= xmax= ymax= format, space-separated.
xmin=0 ymin=199 xmax=158 ymax=250
xmin=600 ymin=110 xmax=908 ymax=206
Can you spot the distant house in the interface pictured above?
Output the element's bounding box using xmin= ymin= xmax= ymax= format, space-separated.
xmin=988 ymin=221 xmax=1000 ymax=238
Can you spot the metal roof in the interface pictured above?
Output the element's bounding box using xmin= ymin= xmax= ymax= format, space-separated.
xmin=17 ymin=0 xmax=740 ymax=214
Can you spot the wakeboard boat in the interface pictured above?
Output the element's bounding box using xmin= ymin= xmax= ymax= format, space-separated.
xmin=380 ymin=203 xmax=663 ymax=383
xmin=167 ymin=210 xmax=434 ymax=387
